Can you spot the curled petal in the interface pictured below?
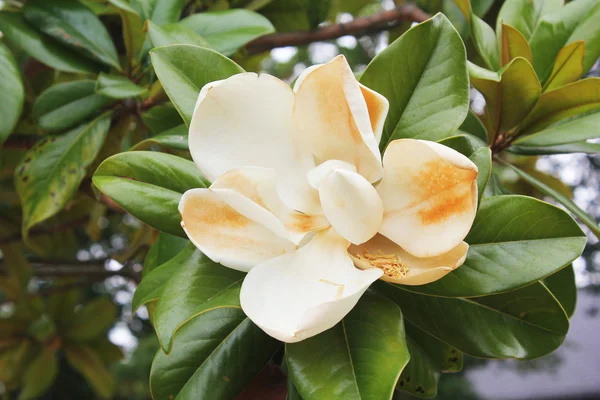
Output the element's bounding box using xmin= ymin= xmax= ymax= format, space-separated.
xmin=189 ymin=73 xmax=319 ymax=214
xmin=293 ymin=55 xmax=383 ymax=182
xmin=211 ymin=167 xmax=329 ymax=244
xmin=350 ymin=234 xmax=468 ymax=285
xmin=377 ymin=139 xmax=478 ymax=258
xmin=319 ymin=168 xmax=383 ymax=245
xmin=359 ymin=83 xmax=389 ymax=145
xmin=179 ymin=188 xmax=296 ymax=272
xmin=307 ymin=159 xmax=356 ymax=190
xmin=240 ymin=229 xmax=382 ymax=343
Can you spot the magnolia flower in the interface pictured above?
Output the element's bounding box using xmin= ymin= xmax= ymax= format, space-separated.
xmin=179 ymin=55 xmax=478 ymax=343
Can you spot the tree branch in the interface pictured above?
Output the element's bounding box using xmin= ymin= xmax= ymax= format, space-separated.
xmin=244 ymin=4 xmax=430 ymax=55
xmin=0 ymin=261 xmax=140 ymax=283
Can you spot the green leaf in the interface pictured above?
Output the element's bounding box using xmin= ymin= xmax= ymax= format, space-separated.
xmin=360 ymin=13 xmax=469 ymax=149
xmin=108 ymin=0 xmax=145 ymax=71
xmin=18 ymin=347 xmax=58 ymax=400
xmin=132 ymin=0 xmax=185 ymax=25
xmin=471 ymin=14 xmax=500 ymax=71
xmin=504 ymin=162 xmax=600 ymax=239
xmin=133 ymin=243 xmax=194 ymax=312
xmin=376 ymin=281 xmax=569 ymax=359
xmin=519 ymin=78 xmax=600 ymax=134
xmin=0 ymin=42 xmax=24 ymax=145
xmin=0 ymin=340 xmax=33 ymax=383
xmin=468 ymin=58 xmax=541 ymax=136
xmin=458 ymin=110 xmax=487 ymax=143
xmin=65 ymin=344 xmax=115 ymax=399
xmin=150 ymin=308 xmax=280 ymax=400
xmin=147 ymin=21 xmax=211 ymax=48
xmin=150 ymin=45 xmax=245 ymax=125
xmin=0 ymin=12 xmax=97 ymax=74
xmin=144 ymin=232 xmax=189 ymax=276
xmin=286 ymin=292 xmax=410 ymax=400
xmin=544 ymin=265 xmax=577 ymax=318
xmin=23 ymin=0 xmax=121 ymax=70
xmin=64 ymin=297 xmax=117 ymax=341
xmin=495 ymin=0 xmax=562 ymax=40
xmin=396 ymin=322 xmax=462 ymax=398
xmin=130 ymin=124 xmax=189 ymax=151
xmin=509 ymin=141 xmax=600 ymax=155
xmin=93 ymin=151 xmax=208 ymax=236
xmin=141 ymin=103 xmax=184 ymax=134
xmin=543 ymin=40 xmax=585 ymax=92
xmin=499 ymin=23 xmax=533 ymax=66
xmin=179 ymin=10 xmax=275 ymax=56
xmin=0 ymin=244 xmax=32 ymax=300
xmin=153 ymin=249 xmax=245 ymax=352
xmin=403 ymin=195 xmax=586 ymax=298
xmin=529 ymin=0 xmax=600 ymax=82
xmin=96 ymin=73 xmax=146 ymax=99
xmin=515 ymin=110 xmax=600 ymax=147
xmin=16 ymin=113 xmax=112 ymax=249
xmin=32 ymin=80 xmax=113 ymax=132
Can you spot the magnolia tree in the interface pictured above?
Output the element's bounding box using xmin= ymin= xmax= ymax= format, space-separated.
xmin=1 ymin=0 xmax=599 ymax=399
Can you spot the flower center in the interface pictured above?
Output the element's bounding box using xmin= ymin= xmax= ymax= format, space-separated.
xmin=355 ymin=250 xmax=409 ymax=279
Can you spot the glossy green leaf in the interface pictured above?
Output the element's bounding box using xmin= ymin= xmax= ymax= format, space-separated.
xmin=286 ymin=292 xmax=409 ymax=400
xmin=19 ymin=347 xmax=58 ymax=400
xmin=108 ymin=0 xmax=145 ymax=70
xmin=150 ymin=307 xmax=280 ymax=400
xmin=485 ymin=172 xmax=511 ymax=196
xmin=360 ymin=13 xmax=469 ymax=148
xmin=0 ymin=42 xmax=24 ymax=145
xmin=529 ymin=0 xmax=600 ymax=82
xmin=509 ymin=141 xmax=600 ymax=155
xmin=141 ymin=103 xmax=184 ymax=134
xmin=96 ymin=73 xmax=146 ymax=99
xmin=544 ymin=265 xmax=577 ymax=318
xmin=403 ymin=195 xmax=586 ymax=297
xmin=0 ymin=12 xmax=97 ymax=74
xmin=457 ymin=110 xmax=488 ymax=143
xmin=65 ymin=344 xmax=114 ymax=399
xmin=495 ymin=0 xmax=563 ymax=40
xmin=150 ymin=45 xmax=245 ymax=125
xmin=520 ymin=78 xmax=600 ymax=134
xmin=543 ymin=40 xmax=585 ymax=92
xmin=396 ymin=322 xmax=462 ymax=398
xmin=471 ymin=14 xmax=500 ymax=70
xmin=468 ymin=58 xmax=541 ymax=135
xmin=132 ymin=0 xmax=185 ymax=25
xmin=23 ymin=0 xmax=121 ymax=70
xmin=64 ymin=297 xmax=117 ymax=341
xmin=93 ymin=151 xmax=207 ymax=236
xmin=130 ymin=124 xmax=189 ymax=151
xmin=133 ymin=243 xmax=194 ymax=312
xmin=505 ymin=163 xmax=600 ymax=239
xmin=147 ymin=21 xmax=211 ymax=48
xmin=153 ymin=249 xmax=245 ymax=352
xmin=144 ymin=232 xmax=189 ymax=276
xmin=16 ymin=113 xmax=112 ymax=248
xmin=376 ymin=281 xmax=569 ymax=359
xmin=500 ymin=23 xmax=533 ymax=66
xmin=180 ymin=10 xmax=275 ymax=56
xmin=32 ymin=80 xmax=113 ymax=132
xmin=516 ymin=110 xmax=600 ymax=148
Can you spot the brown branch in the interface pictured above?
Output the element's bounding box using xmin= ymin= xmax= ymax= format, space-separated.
xmin=0 ymin=262 xmax=140 ymax=283
xmin=245 ymin=4 xmax=430 ymax=55
xmin=0 ymin=216 xmax=90 ymax=246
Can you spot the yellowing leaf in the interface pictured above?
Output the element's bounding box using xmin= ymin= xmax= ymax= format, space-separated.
xmin=543 ymin=40 xmax=586 ymax=92
xmin=500 ymin=23 xmax=532 ymax=66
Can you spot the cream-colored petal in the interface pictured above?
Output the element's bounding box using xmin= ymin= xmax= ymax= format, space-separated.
xmin=377 ymin=139 xmax=478 ymax=258
xmin=307 ymin=159 xmax=357 ymax=190
xmin=189 ymin=73 xmax=320 ymax=214
xmin=211 ymin=167 xmax=329 ymax=244
xmin=358 ymin=83 xmax=389 ymax=145
xmin=240 ymin=228 xmax=382 ymax=343
xmin=319 ymin=168 xmax=383 ymax=245
xmin=179 ymin=188 xmax=296 ymax=272
xmin=293 ymin=55 xmax=383 ymax=183
xmin=350 ymin=234 xmax=469 ymax=285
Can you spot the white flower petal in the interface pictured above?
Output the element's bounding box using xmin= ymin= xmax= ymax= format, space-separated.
xmin=211 ymin=167 xmax=329 ymax=244
xmin=293 ymin=55 xmax=383 ymax=182
xmin=319 ymin=168 xmax=383 ymax=245
xmin=179 ymin=188 xmax=296 ymax=272
xmin=307 ymin=159 xmax=356 ymax=190
xmin=358 ymin=83 xmax=389 ymax=145
xmin=240 ymin=228 xmax=382 ymax=343
xmin=189 ymin=73 xmax=319 ymax=214
xmin=377 ymin=139 xmax=478 ymax=258
xmin=350 ymin=234 xmax=468 ymax=285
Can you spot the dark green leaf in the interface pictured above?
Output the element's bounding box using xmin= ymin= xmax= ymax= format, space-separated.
xmin=0 ymin=42 xmax=24 ymax=145
xmin=360 ymin=13 xmax=469 ymax=149
xmin=150 ymin=308 xmax=280 ymax=400
xmin=96 ymin=73 xmax=146 ymax=99
xmin=458 ymin=110 xmax=487 ymax=143
xmin=543 ymin=265 xmax=577 ymax=318
xmin=286 ymin=292 xmax=410 ymax=400
xmin=404 ymin=195 xmax=586 ymax=297
xmin=144 ymin=232 xmax=189 ymax=276
xmin=147 ymin=21 xmax=211 ymax=48
xmin=33 ymin=80 xmax=113 ymax=131
xmin=150 ymin=45 xmax=245 ymax=125
xmin=130 ymin=124 xmax=189 ymax=151
xmin=509 ymin=141 xmax=600 ymax=155
xmin=23 ymin=0 xmax=121 ymax=70
xmin=141 ymin=103 xmax=184 ymax=134
xmin=93 ymin=151 xmax=208 ymax=236
xmin=64 ymin=297 xmax=117 ymax=341
xmin=179 ymin=10 xmax=275 ymax=56
xmin=0 ymin=12 xmax=97 ymax=74
xmin=108 ymin=0 xmax=145 ymax=70
xmin=132 ymin=0 xmax=185 ymax=25
xmin=375 ymin=281 xmax=569 ymax=359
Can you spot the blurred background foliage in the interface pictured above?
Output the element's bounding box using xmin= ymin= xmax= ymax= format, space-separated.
xmin=0 ymin=0 xmax=599 ymax=399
